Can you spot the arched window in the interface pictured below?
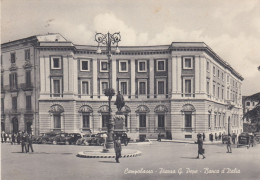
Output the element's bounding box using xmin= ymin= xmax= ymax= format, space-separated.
xmin=136 ymin=105 xmax=150 ymax=130
xmin=49 ymin=104 xmax=64 ymax=131
xmin=181 ymin=104 xmax=196 ymax=131
xmin=98 ymin=105 xmax=110 ymax=130
xmin=154 ymin=105 xmax=168 ymax=130
xmin=78 ymin=105 xmax=93 ymax=130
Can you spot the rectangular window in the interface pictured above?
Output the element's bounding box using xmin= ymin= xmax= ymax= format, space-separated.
xmin=12 ymin=97 xmax=17 ymax=110
xmin=157 ymin=60 xmax=165 ymax=71
xmin=82 ymin=114 xmax=90 ymax=128
xmin=1 ymin=75 xmax=4 ymax=90
xmin=214 ymin=114 xmax=217 ymax=127
xmin=11 ymin=53 xmax=16 ymax=63
xmin=9 ymin=73 xmax=18 ymax=90
xmin=246 ymin=102 xmax=250 ymax=106
xmin=26 ymin=71 xmax=31 ymax=86
xmin=139 ymin=114 xmax=146 ymax=127
xmin=184 ymin=79 xmax=192 ymax=97
xmin=217 ymin=87 xmax=220 ymax=98
xmin=139 ymin=81 xmax=146 ymax=95
xmin=138 ymin=61 xmax=146 ymax=72
xmin=101 ymin=82 xmax=108 ymax=94
xmin=82 ymin=81 xmax=89 ymax=95
xmin=221 ymin=89 xmax=224 ymax=99
xmin=183 ymin=57 xmax=192 ymax=69
xmin=213 ymin=66 xmax=216 ymax=76
xmin=207 ymin=81 xmax=210 ymax=95
xmin=125 ymin=115 xmax=128 ymax=127
xmin=207 ymin=61 xmax=210 ymax=71
xmin=120 ymin=82 xmax=127 ymax=95
xmin=227 ymin=89 xmax=230 ymax=100
xmin=25 ymin=49 xmax=30 ymax=60
xmin=26 ymin=96 xmax=31 ymax=110
xmin=1 ymin=98 xmax=4 ymax=112
xmin=185 ymin=113 xmax=192 ymax=128
xmin=158 ymin=115 xmax=165 ymax=128
xmin=80 ymin=60 xmax=89 ymax=71
xmin=53 ymin=79 xmax=61 ymax=97
xmin=100 ymin=60 xmax=108 ymax=72
xmin=119 ymin=60 xmax=128 ymax=72
xmin=222 ymin=72 xmax=224 ymax=81
xmin=158 ymin=81 xmax=165 ymax=95
xmin=53 ymin=115 xmax=61 ymax=129
xmin=208 ymin=114 xmax=211 ymax=128
xmin=217 ymin=70 xmax=220 ymax=78
xmin=219 ymin=114 xmax=221 ymax=127
xmin=227 ymin=75 xmax=230 ymax=83
xmin=51 ymin=57 xmax=61 ymax=69
xmin=102 ymin=115 xmax=109 ymax=128
xmin=213 ymin=84 xmax=215 ymax=96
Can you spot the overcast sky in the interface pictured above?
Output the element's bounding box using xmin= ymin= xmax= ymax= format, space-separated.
xmin=1 ymin=0 xmax=260 ymax=95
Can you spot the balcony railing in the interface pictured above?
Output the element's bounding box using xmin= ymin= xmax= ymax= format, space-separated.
xmin=181 ymin=127 xmax=193 ymax=132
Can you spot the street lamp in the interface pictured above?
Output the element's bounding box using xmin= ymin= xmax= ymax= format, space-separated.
xmin=95 ymin=32 xmax=121 ymax=150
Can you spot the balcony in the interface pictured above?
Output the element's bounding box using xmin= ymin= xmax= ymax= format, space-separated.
xmin=20 ymin=83 xmax=33 ymax=91
xmin=181 ymin=127 xmax=193 ymax=132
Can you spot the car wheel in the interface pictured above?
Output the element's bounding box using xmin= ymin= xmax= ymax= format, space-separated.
xmin=65 ymin=141 xmax=70 ymax=145
xmin=53 ymin=140 xmax=57 ymax=145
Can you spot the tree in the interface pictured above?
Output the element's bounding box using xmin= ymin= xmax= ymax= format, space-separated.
xmin=243 ymin=92 xmax=260 ymax=132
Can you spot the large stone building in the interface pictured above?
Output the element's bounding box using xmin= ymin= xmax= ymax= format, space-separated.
xmin=1 ymin=33 xmax=244 ymax=140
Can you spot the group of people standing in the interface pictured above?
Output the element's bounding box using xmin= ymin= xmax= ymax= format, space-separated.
xmin=1 ymin=130 xmax=34 ymax=153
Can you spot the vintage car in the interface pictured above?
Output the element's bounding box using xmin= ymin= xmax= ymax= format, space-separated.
xmin=88 ymin=133 xmax=106 ymax=146
xmin=222 ymin=135 xmax=230 ymax=144
xmin=237 ymin=133 xmax=255 ymax=148
xmin=114 ymin=131 xmax=130 ymax=146
xmin=76 ymin=134 xmax=92 ymax=145
xmin=52 ymin=133 xmax=82 ymax=145
xmin=38 ymin=131 xmax=60 ymax=144
xmin=254 ymin=132 xmax=260 ymax=144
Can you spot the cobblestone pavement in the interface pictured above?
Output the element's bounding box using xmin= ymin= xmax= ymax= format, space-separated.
xmin=1 ymin=142 xmax=260 ymax=180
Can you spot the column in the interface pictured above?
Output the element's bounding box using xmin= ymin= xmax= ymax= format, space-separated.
xmin=73 ymin=57 xmax=78 ymax=97
xmin=195 ymin=55 xmax=200 ymax=94
xmin=149 ymin=59 xmax=154 ymax=98
xmin=93 ymin=58 xmax=98 ymax=99
xmin=130 ymin=59 xmax=135 ymax=99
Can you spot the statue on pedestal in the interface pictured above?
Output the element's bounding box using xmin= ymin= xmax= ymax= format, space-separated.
xmin=114 ymin=91 xmax=125 ymax=112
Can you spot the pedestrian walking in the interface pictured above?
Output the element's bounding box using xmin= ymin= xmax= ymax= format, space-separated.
xmin=196 ymin=134 xmax=205 ymax=159
xmin=1 ymin=131 xmax=5 ymax=143
xmin=27 ymin=134 xmax=34 ymax=152
xmin=11 ymin=133 xmax=15 ymax=145
xmin=218 ymin=133 xmax=221 ymax=141
xmin=4 ymin=132 xmax=7 ymax=143
xmin=210 ymin=133 xmax=213 ymax=142
xmin=114 ymin=137 xmax=122 ymax=163
xmin=24 ymin=133 xmax=29 ymax=153
xmin=215 ymin=133 xmax=218 ymax=141
xmin=157 ymin=132 xmax=161 ymax=142
xmin=202 ymin=133 xmax=205 ymax=141
xmin=226 ymin=134 xmax=232 ymax=153
xmin=21 ymin=132 xmax=28 ymax=153
xmin=17 ymin=132 xmax=21 ymax=145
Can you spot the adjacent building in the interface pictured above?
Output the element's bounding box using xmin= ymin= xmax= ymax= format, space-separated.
xmin=1 ymin=33 xmax=244 ymax=140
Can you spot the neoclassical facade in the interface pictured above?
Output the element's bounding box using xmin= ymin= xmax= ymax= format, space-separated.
xmin=1 ymin=33 xmax=244 ymax=140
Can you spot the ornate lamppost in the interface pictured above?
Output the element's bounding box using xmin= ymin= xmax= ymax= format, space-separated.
xmin=95 ymin=32 xmax=121 ymax=149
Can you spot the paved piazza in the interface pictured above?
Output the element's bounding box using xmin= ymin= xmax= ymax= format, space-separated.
xmin=1 ymin=142 xmax=260 ymax=180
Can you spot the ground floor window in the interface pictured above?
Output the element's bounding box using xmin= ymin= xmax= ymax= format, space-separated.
xmin=185 ymin=113 xmax=192 ymax=128
xmin=12 ymin=117 xmax=19 ymax=133
xmin=82 ymin=114 xmax=90 ymax=128
xmin=139 ymin=114 xmax=146 ymax=128
xmin=53 ymin=114 xmax=61 ymax=129
xmin=158 ymin=114 xmax=165 ymax=128
xmin=125 ymin=115 xmax=128 ymax=127
xmin=102 ymin=114 xmax=109 ymax=128
xmin=208 ymin=114 xmax=211 ymax=128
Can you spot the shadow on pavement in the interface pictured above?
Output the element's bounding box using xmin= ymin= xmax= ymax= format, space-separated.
xmin=180 ymin=157 xmax=198 ymax=159
xmin=11 ymin=152 xmax=73 ymax=155
xmin=99 ymin=161 xmax=117 ymax=163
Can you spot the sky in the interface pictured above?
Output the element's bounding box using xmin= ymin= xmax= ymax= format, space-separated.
xmin=1 ymin=0 xmax=260 ymax=95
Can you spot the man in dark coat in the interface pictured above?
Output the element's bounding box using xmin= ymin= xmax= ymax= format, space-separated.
xmin=226 ymin=134 xmax=232 ymax=153
xmin=17 ymin=132 xmax=21 ymax=145
xmin=27 ymin=133 xmax=34 ymax=152
xmin=11 ymin=133 xmax=15 ymax=145
xmin=21 ymin=132 xmax=28 ymax=153
xmin=114 ymin=91 xmax=125 ymax=111
xmin=114 ymin=137 xmax=122 ymax=163
xmin=197 ymin=134 xmax=205 ymax=159
xmin=202 ymin=133 xmax=205 ymax=141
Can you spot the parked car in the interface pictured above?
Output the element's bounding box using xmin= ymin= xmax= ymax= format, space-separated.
xmin=254 ymin=132 xmax=260 ymax=144
xmin=38 ymin=131 xmax=60 ymax=144
xmin=68 ymin=133 xmax=82 ymax=145
xmin=114 ymin=131 xmax=130 ymax=146
xmin=222 ymin=135 xmax=229 ymax=144
xmin=237 ymin=133 xmax=255 ymax=148
xmin=52 ymin=133 xmax=72 ymax=145
xmin=88 ymin=133 xmax=106 ymax=146
xmin=76 ymin=134 xmax=92 ymax=145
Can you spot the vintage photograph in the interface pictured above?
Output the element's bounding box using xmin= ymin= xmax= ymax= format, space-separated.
xmin=1 ymin=0 xmax=260 ymax=179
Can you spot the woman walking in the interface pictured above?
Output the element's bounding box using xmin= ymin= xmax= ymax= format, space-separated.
xmin=197 ymin=134 xmax=206 ymax=159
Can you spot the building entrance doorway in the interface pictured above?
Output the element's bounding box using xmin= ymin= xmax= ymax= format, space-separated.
xmin=26 ymin=122 xmax=32 ymax=134
xmin=12 ymin=117 xmax=19 ymax=134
